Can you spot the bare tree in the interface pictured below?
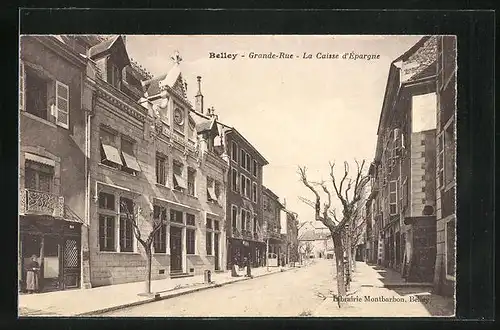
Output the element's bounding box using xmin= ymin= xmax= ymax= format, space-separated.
xmin=298 ymin=160 xmax=369 ymax=306
xmin=120 ymin=199 xmax=167 ymax=296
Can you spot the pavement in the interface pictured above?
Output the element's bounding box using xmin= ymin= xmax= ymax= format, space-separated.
xmin=18 ymin=263 xmax=303 ymax=317
xmin=102 ymin=259 xmax=329 ymax=317
xmin=313 ymin=262 xmax=455 ymax=317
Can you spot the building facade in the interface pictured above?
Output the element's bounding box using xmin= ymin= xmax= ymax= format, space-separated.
xmin=19 ymin=36 xmax=90 ymax=292
xmin=368 ymin=36 xmax=438 ymax=283
xmin=281 ymin=209 xmax=299 ymax=265
xmin=433 ymin=36 xmax=456 ymax=297
xmin=223 ymin=126 xmax=268 ymax=268
xmin=262 ymin=186 xmax=285 ymax=264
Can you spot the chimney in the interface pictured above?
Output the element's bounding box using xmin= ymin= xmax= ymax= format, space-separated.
xmin=195 ymin=76 xmax=204 ymax=114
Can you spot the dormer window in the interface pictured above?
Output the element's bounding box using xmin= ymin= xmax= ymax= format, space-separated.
xmin=108 ymin=62 xmax=122 ymax=89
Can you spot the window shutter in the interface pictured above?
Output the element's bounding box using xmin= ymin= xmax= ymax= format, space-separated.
xmin=55 ymin=81 xmax=70 ymax=129
xmin=19 ymin=61 xmax=25 ymax=111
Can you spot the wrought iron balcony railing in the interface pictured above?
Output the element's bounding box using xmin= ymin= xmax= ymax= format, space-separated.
xmin=19 ymin=188 xmax=65 ymax=218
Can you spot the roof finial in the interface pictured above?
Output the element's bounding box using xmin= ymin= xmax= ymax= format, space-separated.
xmin=171 ymin=50 xmax=183 ymax=65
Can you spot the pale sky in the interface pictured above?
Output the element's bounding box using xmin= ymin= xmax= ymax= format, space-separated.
xmin=126 ymin=35 xmax=423 ymax=226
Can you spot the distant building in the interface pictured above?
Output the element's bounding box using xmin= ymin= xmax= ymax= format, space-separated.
xmin=262 ymin=187 xmax=285 ymax=265
xmin=433 ymin=36 xmax=456 ymax=297
xmin=367 ymin=36 xmax=439 ymax=282
xmin=298 ymin=228 xmax=329 ymax=259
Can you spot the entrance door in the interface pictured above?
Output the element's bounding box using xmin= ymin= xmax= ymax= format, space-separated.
xmin=21 ymin=234 xmax=41 ymax=292
xmin=63 ymin=237 xmax=80 ymax=289
xmin=43 ymin=236 xmax=61 ymax=292
xmin=170 ymin=226 xmax=182 ymax=273
xmin=214 ymin=233 xmax=220 ymax=271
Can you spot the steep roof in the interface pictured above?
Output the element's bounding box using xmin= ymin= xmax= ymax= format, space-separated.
xmin=142 ymin=63 xmax=189 ymax=105
xmin=219 ymin=123 xmax=269 ymax=165
xmin=88 ymin=35 xmax=130 ymax=67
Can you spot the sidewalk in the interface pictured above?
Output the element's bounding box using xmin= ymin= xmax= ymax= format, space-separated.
xmin=18 ymin=265 xmax=300 ymax=317
xmin=313 ymin=262 xmax=454 ymax=317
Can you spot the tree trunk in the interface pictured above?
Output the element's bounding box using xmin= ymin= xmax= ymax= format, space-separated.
xmin=351 ymin=246 xmax=357 ymax=272
xmin=144 ymin=245 xmax=152 ymax=294
xmin=332 ymin=231 xmax=346 ymax=300
xmin=345 ymin=227 xmax=352 ymax=291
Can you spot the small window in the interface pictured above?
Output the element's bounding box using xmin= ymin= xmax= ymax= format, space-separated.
xmin=231 ymin=141 xmax=238 ymax=162
xmin=240 ymin=174 xmax=246 ymax=196
xmin=24 ymin=160 xmax=54 ymax=193
xmin=389 ymin=181 xmax=398 ymax=215
xmin=246 ymin=178 xmax=251 ymax=198
xmin=206 ymin=218 xmax=213 ymax=229
xmin=246 ymin=154 xmax=251 ymax=171
xmin=120 ymin=197 xmax=134 ymax=215
xmin=186 ymin=213 xmax=196 ymax=226
xmin=156 ymin=153 xmax=167 ymax=185
xmin=99 ymin=215 xmax=115 ymax=252
xmin=153 ymin=223 xmax=167 ymax=253
xmin=240 ymin=149 xmax=245 ymax=167
xmin=186 ymin=229 xmax=196 ymax=255
xmin=206 ymin=231 xmax=213 ymax=255
xmin=253 ymin=160 xmax=258 ymax=177
xmin=214 ymin=220 xmax=220 ymax=231
xmin=231 ymin=205 xmax=238 ymax=229
xmin=108 ymin=62 xmax=121 ymax=89
xmin=241 ymin=209 xmax=247 ymax=231
xmin=119 ymin=216 xmax=134 ymax=252
xmin=231 ymin=169 xmax=238 ymax=192
xmin=98 ymin=192 xmax=115 ymax=210
xmin=187 ymin=167 xmax=196 ymax=196
xmin=55 ymin=81 xmax=69 ymax=129
xmin=170 ymin=209 xmax=183 ymax=223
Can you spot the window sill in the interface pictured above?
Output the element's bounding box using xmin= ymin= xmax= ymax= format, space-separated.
xmin=155 ymin=183 xmax=171 ymax=190
xmin=445 ymin=274 xmax=456 ymax=281
xmin=153 ymin=252 xmax=169 ymax=256
xmin=22 ymin=112 xmax=57 ymax=129
xmin=98 ymin=163 xmax=138 ymax=177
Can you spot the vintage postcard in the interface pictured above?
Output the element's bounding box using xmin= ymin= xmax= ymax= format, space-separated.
xmin=18 ymin=34 xmax=456 ymax=317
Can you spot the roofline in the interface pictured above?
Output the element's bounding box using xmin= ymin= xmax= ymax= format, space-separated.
xmin=262 ymin=185 xmax=281 ymax=202
xmin=224 ymin=127 xmax=269 ymax=165
xmin=374 ymin=36 xmax=431 ymax=161
xmin=32 ymin=36 xmax=87 ymax=69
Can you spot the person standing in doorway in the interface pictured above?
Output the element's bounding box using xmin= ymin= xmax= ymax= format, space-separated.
xmin=25 ymin=255 xmax=40 ymax=294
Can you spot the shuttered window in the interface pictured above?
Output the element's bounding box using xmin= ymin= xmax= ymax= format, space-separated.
xmin=55 ymin=81 xmax=69 ymax=129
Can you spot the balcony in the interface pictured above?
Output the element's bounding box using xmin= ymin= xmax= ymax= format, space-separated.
xmin=19 ymin=189 xmax=64 ymax=218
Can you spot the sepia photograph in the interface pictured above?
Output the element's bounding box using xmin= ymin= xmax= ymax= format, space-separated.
xmin=18 ymin=34 xmax=457 ymax=317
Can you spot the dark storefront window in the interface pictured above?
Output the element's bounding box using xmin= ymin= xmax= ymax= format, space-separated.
xmin=186 ymin=229 xmax=195 ymax=255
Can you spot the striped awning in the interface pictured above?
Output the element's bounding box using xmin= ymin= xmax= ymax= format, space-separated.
xmin=101 ymin=143 xmax=123 ymax=166
xmin=24 ymin=153 xmax=56 ymax=167
xmin=122 ymin=152 xmax=141 ymax=172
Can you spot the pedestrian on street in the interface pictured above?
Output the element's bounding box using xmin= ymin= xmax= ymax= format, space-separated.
xmin=25 ymin=254 xmax=40 ymax=294
xmin=231 ymin=257 xmax=240 ymax=277
xmin=244 ymin=255 xmax=253 ymax=278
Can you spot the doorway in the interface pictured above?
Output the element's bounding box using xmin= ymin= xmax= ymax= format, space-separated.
xmin=42 ymin=236 xmax=61 ymax=291
xmin=170 ymin=226 xmax=182 ymax=273
xmin=214 ymin=233 xmax=220 ymax=271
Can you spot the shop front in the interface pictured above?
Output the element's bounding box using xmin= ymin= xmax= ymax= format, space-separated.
xmin=228 ymin=238 xmax=266 ymax=268
xmin=19 ymin=215 xmax=82 ymax=293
